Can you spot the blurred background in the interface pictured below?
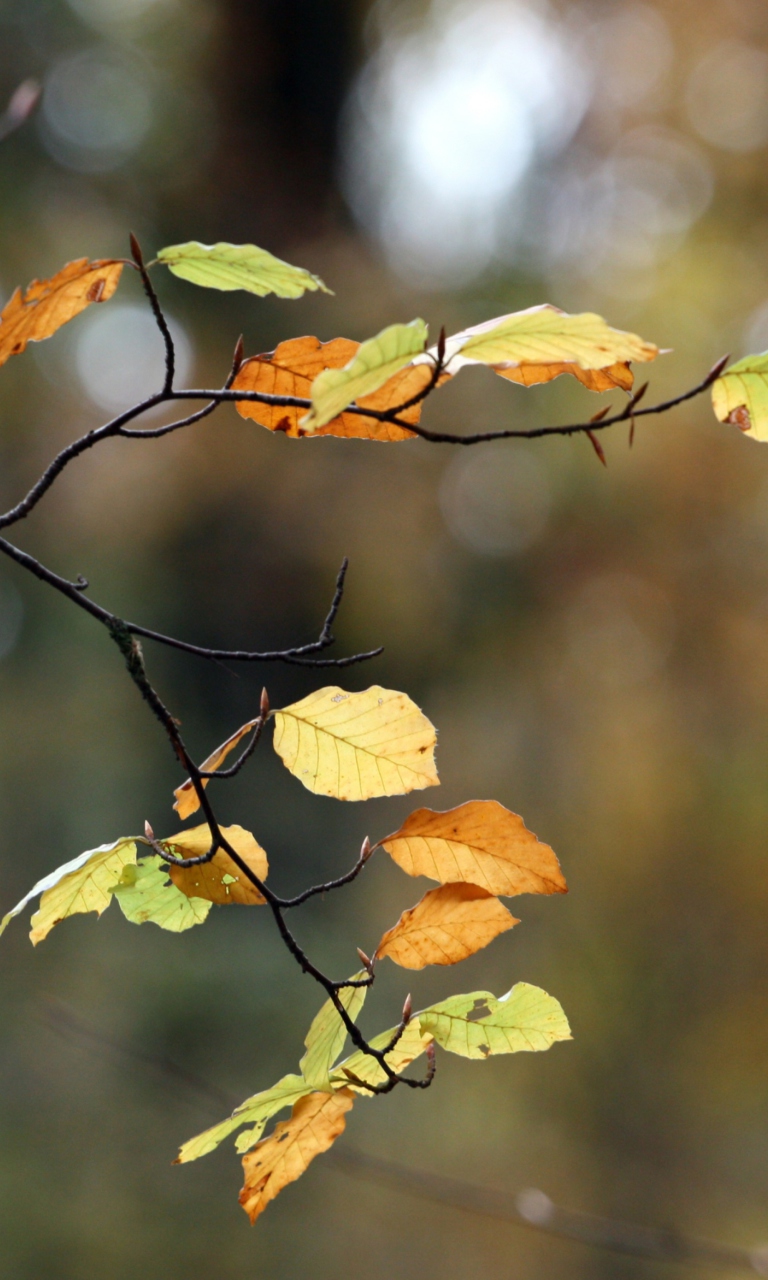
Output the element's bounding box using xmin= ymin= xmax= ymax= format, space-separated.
xmin=1 ymin=0 xmax=768 ymax=1276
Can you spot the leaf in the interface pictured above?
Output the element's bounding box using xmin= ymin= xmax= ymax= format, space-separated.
xmin=299 ymin=972 xmax=368 ymax=1091
xmin=0 ymin=258 xmax=123 ymax=368
xmin=239 ymin=1089 xmax=354 ymax=1223
xmin=711 ymin=352 xmax=768 ymax=441
xmin=380 ymin=800 xmax=566 ymax=897
xmin=232 ymin=335 xmax=443 ymax=441
xmin=155 ymin=242 xmax=331 ymax=299
xmin=331 ymin=1019 xmax=434 ymax=1093
xmin=301 ymin=319 xmax=428 ymax=431
xmin=418 ymin=982 xmax=571 ymax=1059
xmin=424 ymin=305 xmax=658 ymax=390
xmin=273 ymin=685 xmax=439 ymax=800
xmin=173 ymin=719 xmax=260 ymax=820
xmin=374 ymin=883 xmax=517 ymax=970
xmin=175 ymin=1074 xmax=314 ymax=1163
xmin=112 ymin=857 xmax=212 ymax=931
xmin=166 ymin=824 xmax=268 ymax=905
xmin=0 ymin=838 xmax=138 ymax=944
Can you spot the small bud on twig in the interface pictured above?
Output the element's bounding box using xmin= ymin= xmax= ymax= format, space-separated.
xmin=401 ymin=993 xmax=412 ymax=1025
xmin=360 ymin=835 xmax=373 ymax=862
xmin=144 ymin=820 xmax=155 ymax=841
xmin=437 ymin=325 xmax=446 ymax=367
xmin=356 ymin=946 xmax=374 ymax=974
xmin=585 ymin=429 xmax=607 ymax=467
xmin=705 ymin=353 xmax=730 ymax=386
xmin=129 ymin=232 xmax=144 ymax=268
xmin=232 ymin=334 xmax=244 ymax=375
xmin=589 ymin=405 xmax=610 ymax=424
xmin=629 ymin=417 xmax=636 ymax=449
xmin=260 ymin=687 xmax=270 ymax=718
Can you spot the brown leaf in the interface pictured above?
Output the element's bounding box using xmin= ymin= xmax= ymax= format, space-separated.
xmin=166 ymin=823 xmax=268 ymax=904
xmin=239 ymin=1089 xmax=354 ymax=1223
xmin=0 ymin=258 xmax=123 ymax=367
xmin=173 ymin=718 xmax=260 ymax=819
xmin=495 ymin=360 xmax=634 ymax=392
xmin=375 ymin=882 xmax=517 ymax=970
xmin=380 ymin=800 xmax=567 ymax=898
xmin=233 ymin=335 xmax=446 ymax=441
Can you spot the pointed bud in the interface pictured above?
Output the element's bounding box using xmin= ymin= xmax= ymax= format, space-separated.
xmin=437 ymin=325 xmax=446 ymax=365
xmin=401 ymin=993 xmax=412 ymax=1025
xmin=356 ymin=947 xmax=373 ymax=974
xmin=360 ymin=835 xmax=373 ymax=862
xmin=629 ymin=418 xmax=636 ymax=449
xmin=232 ymin=334 xmax=244 ymax=375
xmin=260 ymin=687 xmax=270 ymax=718
xmin=706 ymin=353 xmax=730 ymax=385
xmin=129 ymin=232 xmax=144 ymax=267
xmin=585 ymin=429 xmax=607 ymax=467
xmin=589 ymin=405 xmax=610 ymax=424
xmin=144 ymin=820 xmax=155 ymax=841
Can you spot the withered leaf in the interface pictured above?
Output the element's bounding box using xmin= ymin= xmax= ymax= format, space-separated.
xmin=379 ymin=800 xmax=566 ymax=897
xmin=166 ymin=823 xmax=268 ymax=904
xmin=239 ymin=1089 xmax=354 ymax=1223
xmin=375 ymin=882 xmax=517 ymax=970
xmin=173 ymin=718 xmax=260 ymax=819
xmin=0 ymin=258 xmax=122 ymax=367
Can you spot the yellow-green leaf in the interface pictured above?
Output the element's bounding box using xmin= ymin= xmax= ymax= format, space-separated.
xmin=418 ymin=982 xmax=571 ymax=1059
xmin=176 ymin=1074 xmax=314 ymax=1164
xmin=273 ymin=685 xmax=439 ymax=800
xmin=302 ymin=319 xmax=428 ymax=431
xmin=112 ymin=856 xmax=211 ymax=931
xmin=711 ymin=352 xmax=768 ymax=441
xmin=331 ymin=1019 xmax=434 ymax=1093
xmin=155 ymin=241 xmax=331 ymax=299
xmin=0 ymin=838 xmax=138 ymax=944
xmin=299 ymin=972 xmax=368 ymax=1091
xmin=433 ymin=306 xmax=658 ymax=386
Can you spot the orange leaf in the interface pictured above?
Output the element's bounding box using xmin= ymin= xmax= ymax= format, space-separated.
xmin=379 ymin=800 xmax=566 ymax=898
xmin=166 ymin=823 xmax=268 ymax=905
xmin=239 ymin=1089 xmax=354 ymax=1223
xmin=173 ymin=718 xmax=260 ymax=820
xmin=375 ymin=882 xmax=517 ymax=970
xmin=496 ymin=361 xmax=633 ymax=392
xmin=0 ymin=258 xmax=123 ymax=367
xmin=233 ymin=335 xmax=446 ymax=441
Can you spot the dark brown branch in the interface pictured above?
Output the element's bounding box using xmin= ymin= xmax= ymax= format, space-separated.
xmin=281 ymin=835 xmax=374 ymax=908
xmin=130 ymin=233 xmax=175 ymax=393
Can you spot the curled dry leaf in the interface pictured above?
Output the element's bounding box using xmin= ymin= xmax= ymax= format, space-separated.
xmin=419 ymin=982 xmax=571 ymax=1059
xmin=379 ymin=800 xmax=566 ymax=898
xmin=173 ymin=718 xmax=260 ymax=819
xmin=155 ymin=241 xmax=331 ymax=298
xmin=0 ymin=837 xmax=137 ymax=943
xmin=239 ymin=1089 xmax=354 ymax=1224
xmin=375 ymin=882 xmax=517 ymax=970
xmin=0 ymin=258 xmax=123 ymax=367
xmin=165 ymin=823 xmax=269 ymax=904
xmin=711 ymin=352 xmax=768 ymax=442
xmin=302 ymin=319 xmax=429 ymax=430
xmin=273 ymin=685 xmax=439 ymax=800
xmin=113 ymin=857 xmax=211 ymax=932
xmin=233 ymin=335 xmax=443 ymax=441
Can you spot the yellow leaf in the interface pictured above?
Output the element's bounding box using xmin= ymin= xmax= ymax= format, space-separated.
xmin=0 ymin=838 xmax=137 ymax=945
xmin=175 ymin=1074 xmax=313 ymax=1164
xmin=426 ymin=305 xmax=658 ymax=390
xmin=375 ymin=883 xmax=517 ymax=970
xmin=166 ymin=824 xmax=268 ymax=904
xmin=233 ymin=335 xmax=446 ymax=441
xmin=302 ymin=319 xmax=428 ymax=431
xmin=379 ymin=800 xmax=566 ymax=897
xmin=173 ymin=718 xmax=260 ymax=820
xmin=0 ymin=258 xmax=123 ymax=367
xmin=711 ymin=352 xmax=768 ymax=442
xmin=273 ymin=685 xmax=439 ymax=800
xmin=239 ymin=1089 xmax=354 ymax=1223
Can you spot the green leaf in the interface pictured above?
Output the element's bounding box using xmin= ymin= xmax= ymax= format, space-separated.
xmin=299 ymin=971 xmax=368 ymax=1091
xmin=303 ymin=319 xmax=428 ymax=431
xmin=436 ymin=306 xmax=659 ymax=373
xmin=418 ymin=982 xmax=571 ymax=1059
xmin=0 ymin=838 xmax=138 ymax=945
xmin=113 ymin=856 xmax=211 ymax=932
xmin=176 ymin=1074 xmax=314 ymax=1163
xmin=711 ymin=352 xmax=768 ymax=441
xmin=155 ymin=241 xmax=331 ymax=299
xmin=331 ymin=1019 xmax=434 ymax=1093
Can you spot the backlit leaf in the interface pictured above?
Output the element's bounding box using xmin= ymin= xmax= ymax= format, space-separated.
xmin=299 ymin=972 xmax=368 ymax=1091
xmin=173 ymin=719 xmax=260 ymax=819
xmin=232 ymin=335 xmax=441 ymax=441
xmin=301 ymin=319 xmax=428 ymax=431
xmin=239 ymin=1089 xmax=354 ymax=1223
xmin=375 ymin=883 xmax=517 ymax=970
xmin=0 ymin=258 xmax=123 ymax=367
xmin=428 ymin=306 xmax=658 ymax=388
xmin=155 ymin=241 xmax=331 ymax=298
xmin=711 ymin=352 xmax=768 ymax=441
xmin=113 ymin=856 xmax=211 ymax=931
xmin=166 ymin=823 xmax=268 ymax=905
xmin=331 ymin=1019 xmax=434 ymax=1093
xmin=176 ymin=1074 xmax=313 ymax=1164
xmin=418 ymin=982 xmax=571 ymax=1059
xmin=273 ymin=685 xmax=438 ymax=800
xmin=0 ymin=837 xmax=136 ymax=943
xmin=379 ymin=800 xmax=566 ymax=897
